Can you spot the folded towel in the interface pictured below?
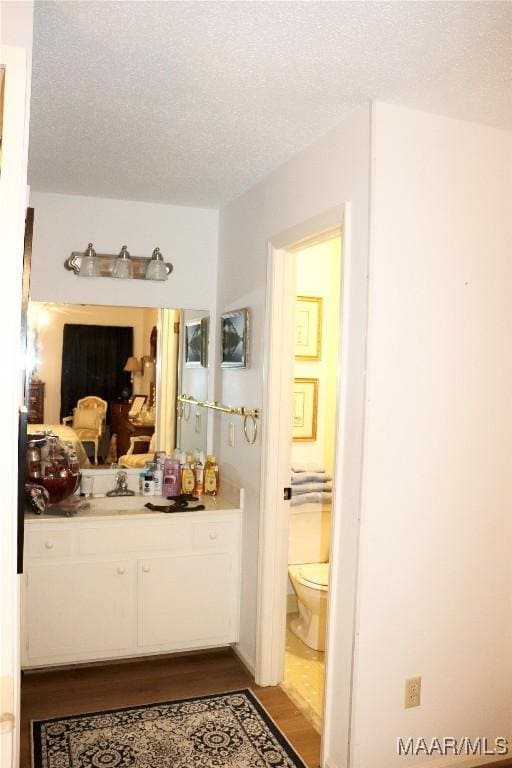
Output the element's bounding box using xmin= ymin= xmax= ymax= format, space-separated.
xmin=290 ymin=491 xmax=332 ymax=507
xmin=292 ymin=481 xmax=332 ymax=495
xmin=291 ymin=471 xmax=332 ymax=485
xmin=291 ymin=463 xmax=327 ymax=474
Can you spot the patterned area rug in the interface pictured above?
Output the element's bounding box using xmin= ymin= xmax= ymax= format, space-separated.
xmin=32 ymin=689 xmax=308 ymax=768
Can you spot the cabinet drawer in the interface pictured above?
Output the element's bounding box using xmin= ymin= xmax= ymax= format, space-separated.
xmin=191 ymin=521 xmax=236 ymax=551
xmin=25 ymin=529 xmax=73 ymax=558
xmin=78 ymin=521 xmax=192 ymax=556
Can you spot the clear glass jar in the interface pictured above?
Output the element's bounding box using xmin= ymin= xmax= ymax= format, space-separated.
xmin=26 ymin=432 xmax=81 ymax=503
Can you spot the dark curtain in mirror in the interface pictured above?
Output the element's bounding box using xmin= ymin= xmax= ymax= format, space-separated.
xmin=60 ymin=324 xmax=133 ymax=423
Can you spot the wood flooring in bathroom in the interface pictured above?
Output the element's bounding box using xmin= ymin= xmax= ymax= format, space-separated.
xmin=20 ymin=647 xmax=321 ymax=768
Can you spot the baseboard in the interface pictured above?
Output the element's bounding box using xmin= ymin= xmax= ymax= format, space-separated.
xmin=22 ymin=646 xmax=231 ymax=674
xmin=231 ymin=643 xmax=255 ymax=677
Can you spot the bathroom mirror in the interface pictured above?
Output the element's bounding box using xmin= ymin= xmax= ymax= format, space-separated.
xmin=27 ymin=301 xmax=210 ymax=468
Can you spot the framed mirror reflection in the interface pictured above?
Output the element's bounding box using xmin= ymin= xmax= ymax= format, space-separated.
xmin=26 ymin=301 xmax=210 ymax=469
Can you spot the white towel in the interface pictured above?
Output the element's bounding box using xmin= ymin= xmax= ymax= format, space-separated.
xmin=291 ymin=471 xmax=332 ymax=485
xmin=292 ymin=481 xmax=333 ymax=495
xmin=290 ymin=491 xmax=332 ymax=506
xmin=291 ymin=463 xmax=327 ymax=474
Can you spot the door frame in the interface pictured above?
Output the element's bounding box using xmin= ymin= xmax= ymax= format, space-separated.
xmin=255 ymin=203 xmax=369 ymax=768
xmin=0 ymin=44 xmax=30 ymax=768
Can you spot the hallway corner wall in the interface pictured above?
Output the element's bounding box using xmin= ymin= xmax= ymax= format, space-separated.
xmin=215 ymin=103 xmax=372 ymax=768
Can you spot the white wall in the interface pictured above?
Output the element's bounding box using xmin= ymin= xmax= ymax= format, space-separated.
xmin=292 ymin=238 xmax=342 ymax=475
xmin=351 ymin=103 xmax=512 ymax=768
xmin=29 ymin=191 xmax=218 ymax=311
xmin=215 ymin=105 xmax=371 ymax=765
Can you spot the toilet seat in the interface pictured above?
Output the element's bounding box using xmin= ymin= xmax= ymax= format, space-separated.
xmin=297 ymin=563 xmax=329 ymax=591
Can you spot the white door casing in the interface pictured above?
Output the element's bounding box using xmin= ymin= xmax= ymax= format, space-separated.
xmin=255 ymin=245 xmax=297 ymax=686
xmin=256 ymin=204 xmax=368 ymax=768
xmin=0 ymin=43 xmax=30 ymax=768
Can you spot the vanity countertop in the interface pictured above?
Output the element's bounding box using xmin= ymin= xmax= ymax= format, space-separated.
xmin=24 ymin=488 xmax=242 ymax=523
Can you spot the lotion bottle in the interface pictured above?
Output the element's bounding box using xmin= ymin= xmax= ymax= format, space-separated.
xmin=181 ymin=454 xmax=196 ymax=494
xmin=204 ymin=455 xmax=219 ymax=496
xmin=163 ymin=457 xmax=180 ymax=497
xmin=194 ymin=452 xmax=204 ymax=495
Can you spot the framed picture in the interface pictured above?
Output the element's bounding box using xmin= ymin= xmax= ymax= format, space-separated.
xmin=292 ymin=378 xmax=318 ymax=441
xmin=200 ymin=315 xmax=209 ymax=367
xmin=128 ymin=394 xmax=146 ymax=419
xmin=221 ymin=308 xmax=249 ymax=368
xmin=295 ymin=296 xmax=323 ymax=360
xmin=185 ymin=318 xmax=204 ymax=368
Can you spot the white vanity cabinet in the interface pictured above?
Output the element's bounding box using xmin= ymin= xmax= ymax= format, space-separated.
xmin=22 ymin=508 xmax=241 ymax=668
xmin=26 ymin=559 xmax=137 ymax=660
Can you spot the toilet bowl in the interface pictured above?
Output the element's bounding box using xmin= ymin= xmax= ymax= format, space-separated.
xmin=288 ymin=562 xmax=329 ymax=652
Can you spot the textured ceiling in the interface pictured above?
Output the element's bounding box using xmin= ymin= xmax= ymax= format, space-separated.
xmin=29 ymin=1 xmax=512 ymax=208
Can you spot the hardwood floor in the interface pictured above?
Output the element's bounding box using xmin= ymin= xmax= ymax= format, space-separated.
xmin=20 ymin=648 xmax=321 ymax=768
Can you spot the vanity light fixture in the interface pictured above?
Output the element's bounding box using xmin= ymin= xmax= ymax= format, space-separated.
xmin=64 ymin=244 xmax=173 ymax=280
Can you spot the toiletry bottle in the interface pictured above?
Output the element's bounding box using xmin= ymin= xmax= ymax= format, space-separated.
xmin=140 ymin=460 xmax=152 ymax=493
xmin=194 ymin=453 xmax=204 ymax=495
xmin=153 ymin=465 xmax=163 ymax=496
xmin=204 ymin=455 xmax=219 ymax=496
xmin=152 ymin=453 xmax=164 ymax=496
xmin=181 ymin=454 xmax=196 ymax=494
xmin=176 ymin=450 xmax=186 ymax=477
xmin=163 ymin=457 xmax=180 ymax=497
xmin=142 ymin=470 xmax=155 ymax=496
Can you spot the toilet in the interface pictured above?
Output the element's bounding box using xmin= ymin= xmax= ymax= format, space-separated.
xmin=288 ymin=504 xmax=331 ymax=652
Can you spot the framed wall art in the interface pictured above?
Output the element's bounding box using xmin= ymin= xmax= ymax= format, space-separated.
xmin=295 ymin=296 xmax=322 ymax=360
xmin=185 ymin=318 xmax=204 ymax=367
xmin=221 ymin=308 xmax=249 ymax=368
xmin=200 ymin=315 xmax=209 ymax=367
xmin=292 ymin=377 xmax=318 ymax=441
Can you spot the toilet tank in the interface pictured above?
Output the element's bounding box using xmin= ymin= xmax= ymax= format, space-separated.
xmin=288 ymin=504 xmax=331 ymax=565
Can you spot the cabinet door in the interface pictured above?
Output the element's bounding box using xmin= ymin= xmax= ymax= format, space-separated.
xmin=26 ymin=559 xmax=136 ymax=661
xmin=138 ymin=552 xmax=236 ymax=649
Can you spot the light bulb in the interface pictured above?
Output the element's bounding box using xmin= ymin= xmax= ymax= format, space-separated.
xmin=112 ymin=245 xmax=133 ymax=279
xmin=79 ymin=243 xmax=100 ymax=277
xmin=145 ymin=247 xmax=168 ymax=281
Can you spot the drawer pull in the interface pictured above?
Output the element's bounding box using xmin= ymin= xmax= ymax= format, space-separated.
xmin=44 ymin=541 xmax=54 ymax=550
xmin=116 ymin=566 xmax=126 ymax=575
xmin=142 ymin=565 xmax=150 ymax=573
xmin=209 ymin=531 xmax=218 ymax=540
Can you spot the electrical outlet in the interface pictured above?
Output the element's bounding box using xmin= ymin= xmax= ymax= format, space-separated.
xmin=228 ymin=422 xmax=235 ymax=447
xmin=404 ymin=676 xmax=421 ymax=709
